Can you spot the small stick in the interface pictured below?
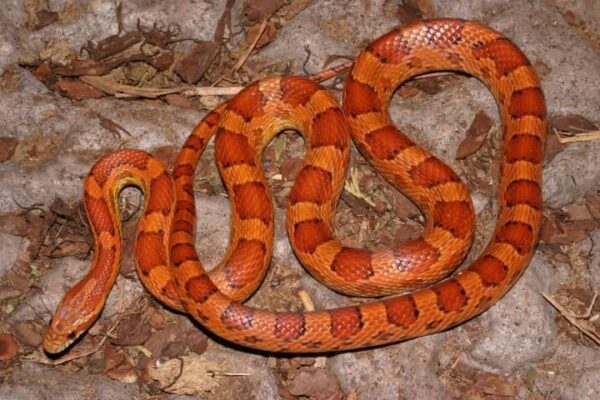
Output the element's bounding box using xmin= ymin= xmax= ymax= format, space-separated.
xmin=231 ymin=18 xmax=268 ymax=74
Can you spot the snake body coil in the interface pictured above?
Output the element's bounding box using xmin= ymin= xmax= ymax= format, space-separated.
xmin=44 ymin=19 xmax=546 ymax=353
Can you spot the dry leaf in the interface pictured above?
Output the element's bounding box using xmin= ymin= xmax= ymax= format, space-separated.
xmin=244 ymin=0 xmax=285 ymax=22
xmin=551 ymin=114 xmax=597 ymax=134
xmin=175 ymin=41 xmax=219 ymax=84
xmin=246 ymin=20 xmax=278 ymax=48
xmin=585 ymin=191 xmax=600 ymax=220
xmin=456 ymin=110 xmax=493 ymax=159
xmin=56 ymin=79 xmax=104 ymax=99
xmin=0 ymin=137 xmax=18 ymax=162
xmin=148 ymin=354 xmax=224 ymax=395
xmin=0 ymin=334 xmax=18 ymax=361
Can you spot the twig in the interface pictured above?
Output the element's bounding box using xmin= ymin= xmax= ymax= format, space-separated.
xmin=231 ymin=18 xmax=268 ymax=74
xmin=80 ymin=75 xmax=242 ymax=99
xmin=553 ymin=128 xmax=600 ymax=143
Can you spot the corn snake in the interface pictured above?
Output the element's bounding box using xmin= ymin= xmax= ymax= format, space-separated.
xmin=44 ymin=18 xmax=546 ymax=353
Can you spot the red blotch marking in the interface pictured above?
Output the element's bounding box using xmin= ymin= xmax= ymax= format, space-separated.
xmin=233 ymin=182 xmax=272 ymax=223
xmin=509 ymin=87 xmax=546 ymax=119
xmin=331 ymin=248 xmax=373 ymax=281
xmin=329 ymin=307 xmax=363 ymax=338
xmin=215 ymin=129 xmax=256 ymax=168
xmin=223 ymin=239 xmax=266 ymax=288
xmin=175 ymin=200 xmax=195 ymax=216
xmin=221 ymin=304 xmax=254 ymax=330
xmin=384 ymin=296 xmax=419 ymax=328
xmin=203 ymin=110 xmax=222 ymax=127
xmin=274 ymin=313 xmax=306 ymax=340
xmin=173 ymin=163 xmax=194 ymax=179
xmin=344 ymin=76 xmax=382 ymax=117
xmin=172 ymin=219 xmax=194 ymax=234
xmin=505 ymin=180 xmax=542 ymax=209
xmin=289 ymin=166 xmax=332 ymax=205
xmin=293 ymin=219 xmax=332 ymax=254
xmin=147 ymin=173 xmax=173 ymax=215
xmin=84 ymin=193 xmax=115 ymax=235
xmin=171 ymin=242 xmax=197 ymax=266
xmin=392 ymin=238 xmax=440 ymax=272
xmin=473 ymin=37 xmax=530 ymax=77
xmin=409 ymin=157 xmax=459 ymax=188
xmin=185 ymin=274 xmax=218 ymax=303
xmin=311 ymin=108 xmax=349 ymax=150
xmin=506 ymin=134 xmax=544 ymax=164
xmin=365 ymin=126 xmax=414 ymax=160
xmin=496 ymin=221 xmax=533 ymax=255
xmin=136 ymin=231 xmax=166 ymax=275
xmin=281 ymin=77 xmax=320 ymax=106
xmin=433 ymin=201 xmax=474 ymax=240
xmin=432 ymin=279 xmax=469 ymax=313
xmin=471 ymin=255 xmax=509 ymax=287
xmin=183 ymin=134 xmax=205 ymax=151
xmin=226 ymin=82 xmax=264 ymax=121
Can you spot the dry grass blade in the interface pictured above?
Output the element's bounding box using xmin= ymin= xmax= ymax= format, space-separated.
xmin=553 ymin=128 xmax=600 ymax=143
xmin=542 ymin=292 xmax=600 ymax=345
xmin=80 ymin=75 xmax=242 ymax=99
xmin=231 ymin=18 xmax=268 ymax=74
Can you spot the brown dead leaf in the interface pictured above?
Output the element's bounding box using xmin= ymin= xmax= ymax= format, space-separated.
xmin=0 ymin=137 xmax=18 ymax=162
xmin=244 ymin=0 xmax=285 ymax=22
xmin=164 ymin=94 xmax=197 ymax=109
xmin=391 ymin=192 xmax=420 ymax=219
xmin=147 ymin=307 xmax=168 ymax=330
xmin=286 ymin=368 xmax=343 ymax=400
xmin=456 ymin=110 xmax=493 ymax=159
xmin=10 ymin=320 xmax=44 ymax=347
xmin=0 ymin=334 xmax=18 ymax=361
xmin=0 ymin=212 xmax=30 ymax=237
xmin=103 ymin=343 xmax=125 ymax=372
xmin=32 ymin=63 xmax=57 ymax=86
xmin=541 ymin=212 xmax=598 ymax=245
xmin=413 ymin=76 xmax=443 ymax=94
xmin=143 ymin=320 xmax=189 ymax=359
xmin=393 ymin=222 xmax=423 ymax=245
xmin=565 ymin=203 xmax=593 ymax=221
xmin=280 ymin=157 xmax=304 ymax=181
xmin=186 ymin=330 xmax=209 ymax=356
xmin=137 ymin=21 xmax=181 ymax=48
xmin=56 ymin=79 xmax=105 ymax=99
xmin=246 ymin=20 xmax=278 ymax=48
xmin=32 ymin=9 xmax=58 ymax=30
xmin=585 ymin=191 xmax=600 ymax=220
xmin=552 ymin=114 xmax=598 ymax=134
xmin=0 ymin=285 xmax=22 ymax=301
xmin=84 ymin=31 xmax=142 ymax=61
xmin=175 ymin=41 xmax=220 ymax=84
xmin=110 ymin=312 xmax=151 ymax=346
xmin=106 ymin=360 xmax=138 ymax=384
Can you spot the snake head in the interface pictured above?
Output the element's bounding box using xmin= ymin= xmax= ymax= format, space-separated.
xmin=43 ymin=277 xmax=106 ymax=354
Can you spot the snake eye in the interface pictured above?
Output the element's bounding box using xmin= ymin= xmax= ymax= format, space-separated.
xmin=67 ymin=331 xmax=76 ymax=340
